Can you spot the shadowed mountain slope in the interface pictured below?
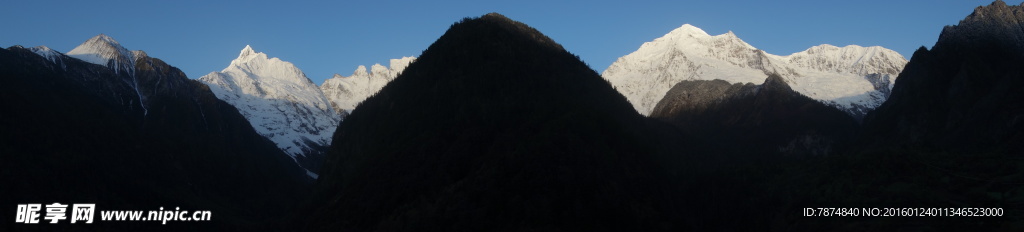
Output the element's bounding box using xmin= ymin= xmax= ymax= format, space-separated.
xmin=304 ymin=13 xmax=687 ymax=231
xmin=0 ymin=42 xmax=310 ymax=231
xmin=651 ymin=74 xmax=859 ymax=158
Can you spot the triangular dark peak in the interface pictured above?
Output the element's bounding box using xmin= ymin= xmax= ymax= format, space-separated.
xmin=452 ymin=12 xmax=565 ymax=52
xmin=306 ymin=12 xmax=675 ymax=231
xmin=760 ymin=73 xmax=794 ymax=93
xmin=395 ymin=12 xmax=605 ymax=87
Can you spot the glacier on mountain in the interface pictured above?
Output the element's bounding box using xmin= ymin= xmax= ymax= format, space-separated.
xmin=320 ymin=57 xmax=416 ymax=114
xmin=198 ymin=45 xmax=339 ymax=175
xmin=602 ymin=24 xmax=907 ymax=119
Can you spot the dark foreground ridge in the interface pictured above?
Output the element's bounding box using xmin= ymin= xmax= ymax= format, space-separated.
xmin=651 ymin=74 xmax=859 ymax=158
xmin=800 ymin=0 xmax=1024 ymax=229
xmin=303 ymin=13 xmax=687 ymax=231
xmin=0 ymin=41 xmax=310 ymax=231
xmin=861 ymin=0 xmax=1024 ymax=153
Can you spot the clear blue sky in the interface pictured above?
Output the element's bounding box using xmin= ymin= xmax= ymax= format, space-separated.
xmin=2 ymin=0 xmax=1017 ymax=84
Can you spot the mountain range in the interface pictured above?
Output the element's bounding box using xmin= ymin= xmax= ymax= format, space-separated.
xmin=320 ymin=57 xmax=416 ymax=114
xmin=3 ymin=1 xmax=1023 ymax=231
xmin=603 ymin=24 xmax=907 ymax=119
xmin=0 ymin=35 xmax=310 ymax=231
xmin=197 ymin=46 xmax=413 ymax=176
xmin=3 ymin=35 xmax=415 ymax=180
xmin=300 ymin=4 xmax=1024 ymax=230
xmin=4 ymin=25 xmax=906 ymax=180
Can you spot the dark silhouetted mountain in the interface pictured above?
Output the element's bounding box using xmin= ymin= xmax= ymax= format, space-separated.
xmin=0 ymin=37 xmax=310 ymax=231
xmin=862 ymin=0 xmax=1024 ymax=154
xmin=650 ymin=74 xmax=859 ymax=158
xmin=771 ymin=1 xmax=1024 ymax=230
xmin=303 ymin=13 xmax=688 ymax=231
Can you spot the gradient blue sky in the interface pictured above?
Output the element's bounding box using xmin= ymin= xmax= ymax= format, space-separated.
xmin=2 ymin=0 xmax=1017 ymax=84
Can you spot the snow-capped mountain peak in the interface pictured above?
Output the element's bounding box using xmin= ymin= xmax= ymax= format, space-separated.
xmin=65 ymin=34 xmax=148 ymax=115
xmin=221 ymin=45 xmax=313 ymax=88
xmin=370 ymin=64 xmax=389 ymax=77
xmin=603 ymin=24 xmax=908 ymax=119
xmin=28 ymin=46 xmax=63 ymax=64
xmin=353 ymin=65 xmax=369 ymax=77
xmin=320 ymin=57 xmax=416 ymax=113
xmin=67 ymin=34 xmax=136 ymax=75
xmin=199 ymin=46 xmax=339 ymax=177
xmin=659 ymin=24 xmax=754 ymax=50
xmin=784 ymin=44 xmax=906 ymax=77
xmin=670 ymin=24 xmax=711 ymax=37
xmin=390 ymin=56 xmax=416 ymax=71
xmin=238 ymin=45 xmax=258 ymax=58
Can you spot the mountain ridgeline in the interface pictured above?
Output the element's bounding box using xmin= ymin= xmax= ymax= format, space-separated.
xmin=3 ymin=1 xmax=1024 ymax=231
xmin=304 ymin=5 xmax=1024 ymax=230
xmin=0 ymin=38 xmax=310 ymax=231
xmin=601 ymin=24 xmax=907 ymax=120
xmin=304 ymin=13 xmax=689 ymax=231
xmin=319 ymin=57 xmax=417 ymax=114
xmin=861 ymin=0 xmax=1024 ymax=154
xmin=786 ymin=1 xmax=1024 ymax=230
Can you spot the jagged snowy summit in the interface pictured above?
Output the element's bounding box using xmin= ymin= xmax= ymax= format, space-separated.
xmin=602 ymin=24 xmax=907 ymax=119
xmin=199 ymin=45 xmax=339 ymax=177
xmin=320 ymin=56 xmax=416 ymax=114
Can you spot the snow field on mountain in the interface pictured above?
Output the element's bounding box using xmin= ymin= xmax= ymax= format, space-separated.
xmin=199 ymin=46 xmax=339 ymax=170
xmin=603 ymin=24 xmax=907 ymax=117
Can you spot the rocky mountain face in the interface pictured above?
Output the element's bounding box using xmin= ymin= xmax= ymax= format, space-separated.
xmin=61 ymin=34 xmax=150 ymax=115
xmin=199 ymin=46 xmax=339 ymax=176
xmin=0 ymin=36 xmax=310 ymax=231
xmin=320 ymin=57 xmax=416 ymax=114
xmin=303 ymin=13 xmax=689 ymax=231
xmin=780 ymin=1 xmax=1024 ymax=230
xmin=862 ymin=0 xmax=1024 ymax=154
xmin=603 ymin=24 xmax=907 ymax=119
xmin=650 ymin=74 xmax=859 ymax=157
